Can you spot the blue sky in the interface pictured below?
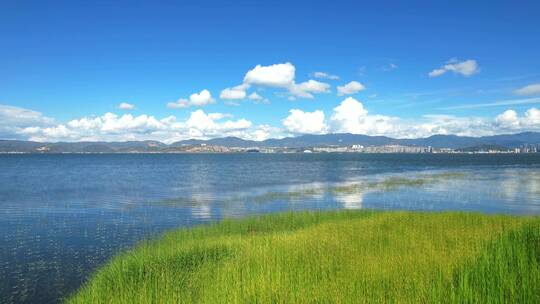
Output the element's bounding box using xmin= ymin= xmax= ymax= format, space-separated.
xmin=1 ymin=0 xmax=540 ymax=142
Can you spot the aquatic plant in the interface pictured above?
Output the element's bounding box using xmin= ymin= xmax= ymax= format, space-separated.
xmin=68 ymin=210 xmax=540 ymax=303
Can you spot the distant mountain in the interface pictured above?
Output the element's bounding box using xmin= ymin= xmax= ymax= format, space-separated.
xmin=170 ymin=136 xmax=259 ymax=148
xmin=260 ymin=134 xmax=397 ymax=148
xmin=1 ymin=132 xmax=539 ymax=153
xmin=172 ymin=132 xmax=539 ymax=149
xmin=0 ymin=140 xmax=166 ymax=153
xmin=400 ymin=132 xmax=540 ymax=149
xmin=0 ymin=140 xmax=44 ymax=152
xmin=455 ymin=144 xmax=512 ymax=153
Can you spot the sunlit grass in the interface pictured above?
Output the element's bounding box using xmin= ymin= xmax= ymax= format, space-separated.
xmin=68 ymin=210 xmax=540 ymax=303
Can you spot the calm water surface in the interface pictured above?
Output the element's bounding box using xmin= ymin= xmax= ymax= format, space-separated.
xmin=1 ymin=153 xmax=540 ymax=303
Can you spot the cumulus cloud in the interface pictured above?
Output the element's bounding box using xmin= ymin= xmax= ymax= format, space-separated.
xmin=19 ymin=112 xmax=166 ymax=142
xmin=495 ymin=110 xmax=520 ymax=128
xmin=4 ymin=102 xmax=540 ymax=143
xmin=312 ymin=71 xmax=339 ymax=80
xmin=118 ymin=102 xmax=135 ymax=110
xmin=0 ymin=105 xmax=55 ymax=139
xmin=337 ymin=81 xmax=366 ymax=96
xmin=249 ymin=125 xmax=276 ymax=141
xmin=247 ymin=92 xmax=270 ymax=104
xmin=0 ymin=105 xmax=54 ymax=126
xmin=525 ymin=108 xmax=540 ymax=124
xmin=330 ymin=97 xmax=397 ymax=135
xmin=494 ymin=107 xmax=540 ymax=131
xmin=429 ymin=59 xmax=479 ymax=77
xmin=514 ymin=83 xmax=540 ymax=96
xmin=404 ymin=115 xmax=489 ymax=138
xmin=282 ymin=109 xmax=327 ymax=134
xmin=219 ymin=84 xmax=271 ymax=105
xmin=167 ymin=89 xmax=215 ymax=108
xmin=207 ymin=113 xmax=233 ymax=120
xmin=290 ymin=80 xmax=331 ymax=98
xmin=220 ymin=87 xmax=247 ymax=100
xmin=428 ymin=68 xmax=446 ymax=77
xmin=244 ymin=62 xmax=296 ymax=88
xmin=239 ymin=62 xmax=331 ymax=99
xmin=220 ymin=84 xmax=249 ymax=100
xmin=11 ymin=108 xmax=277 ymax=143
xmin=280 ymin=95 xmax=540 ymax=139
xmin=248 ymin=92 xmax=263 ymax=100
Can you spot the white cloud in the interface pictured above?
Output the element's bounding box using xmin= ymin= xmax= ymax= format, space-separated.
xmin=118 ymin=102 xmax=135 ymax=110
xmin=0 ymin=105 xmax=55 ymax=139
xmin=13 ymin=108 xmax=278 ymax=143
xmin=242 ymin=62 xmax=330 ymax=99
xmin=330 ymin=97 xmax=397 ymax=135
xmin=394 ymin=108 xmax=540 ymax=137
xmin=428 ymin=68 xmax=447 ymax=77
xmin=290 ymin=80 xmax=331 ymax=98
xmin=185 ymin=110 xmax=218 ymax=131
xmin=429 ymin=59 xmax=479 ymax=77
xmin=247 ymin=92 xmax=270 ymax=104
xmin=514 ymin=83 xmax=540 ymax=96
xmin=248 ymin=125 xmax=275 ymax=141
xmin=4 ymin=102 xmax=540 ymax=144
xmin=167 ymin=89 xmax=215 ymax=108
xmin=282 ymin=109 xmax=327 ymax=134
xmin=442 ymin=97 xmax=540 ymax=110
xmin=382 ymin=63 xmax=398 ymax=72
xmin=396 ymin=115 xmax=483 ymax=138
xmin=337 ymin=81 xmax=366 ymax=96
xmin=220 ymin=84 xmax=249 ymax=100
xmin=224 ymin=101 xmax=241 ymax=107
xmin=187 ymin=90 xmax=215 ymax=106
xmin=278 ymin=95 xmax=540 ymax=138
xmin=525 ymin=108 xmax=540 ymax=125
xmin=223 ymin=119 xmax=252 ymax=130
xmin=208 ymin=113 xmax=232 ymax=120
xmin=312 ymin=71 xmax=339 ymax=80
xmin=495 ymin=110 xmax=520 ymax=128
xmin=0 ymin=105 xmax=54 ymax=126
xmin=167 ymin=101 xmax=183 ymax=109
xmin=244 ymin=62 xmax=295 ymax=88
xmin=248 ymin=92 xmax=263 ymax=100
xmin=220 ymin=88 xmax=246 ymax=100
xmin=296 ymin=80 xmax=330 ymax=93
xmin=494 ymin=107 xmax=540 ymax=130
xmin=280 ymin=97 xmax=401 ymax=137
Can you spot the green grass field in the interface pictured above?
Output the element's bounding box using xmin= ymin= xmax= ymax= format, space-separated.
xmin=68 ymin=210 xmax=540 ymax=303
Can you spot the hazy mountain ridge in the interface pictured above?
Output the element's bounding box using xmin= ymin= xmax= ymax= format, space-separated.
xmin=1 ymin=132 xmax=540 ymax=153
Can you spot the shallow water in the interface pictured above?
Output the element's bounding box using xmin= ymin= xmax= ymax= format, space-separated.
xmin=1 ymin=153 xmax=539 ymax=303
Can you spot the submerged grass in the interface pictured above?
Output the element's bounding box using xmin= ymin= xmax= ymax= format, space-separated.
xmin=330 ymin=171 xmax=467 ymax=194
xmin=150 ymin=171 xmax=468 ymax=208
xmin=68 ymin=210 xmax=540 ymax=303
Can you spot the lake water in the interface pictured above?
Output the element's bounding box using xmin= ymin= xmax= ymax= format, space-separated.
xmin=1 ymin=153 xmax=540 ymax=303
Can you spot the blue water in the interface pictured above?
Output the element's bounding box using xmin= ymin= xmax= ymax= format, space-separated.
xmin=1 ymin=153 xmax=540 ymax=303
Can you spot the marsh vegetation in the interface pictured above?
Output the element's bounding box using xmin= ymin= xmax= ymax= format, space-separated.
xmin=68 ymin=210 xmax=540 ymax=303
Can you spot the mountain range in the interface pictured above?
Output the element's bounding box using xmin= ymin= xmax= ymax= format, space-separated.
xmin=1 ymin=132 xmax=540 ymax=153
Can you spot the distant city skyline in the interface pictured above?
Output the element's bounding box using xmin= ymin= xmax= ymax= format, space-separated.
xmin=1 ymin=1 xmax=540 ymax=143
